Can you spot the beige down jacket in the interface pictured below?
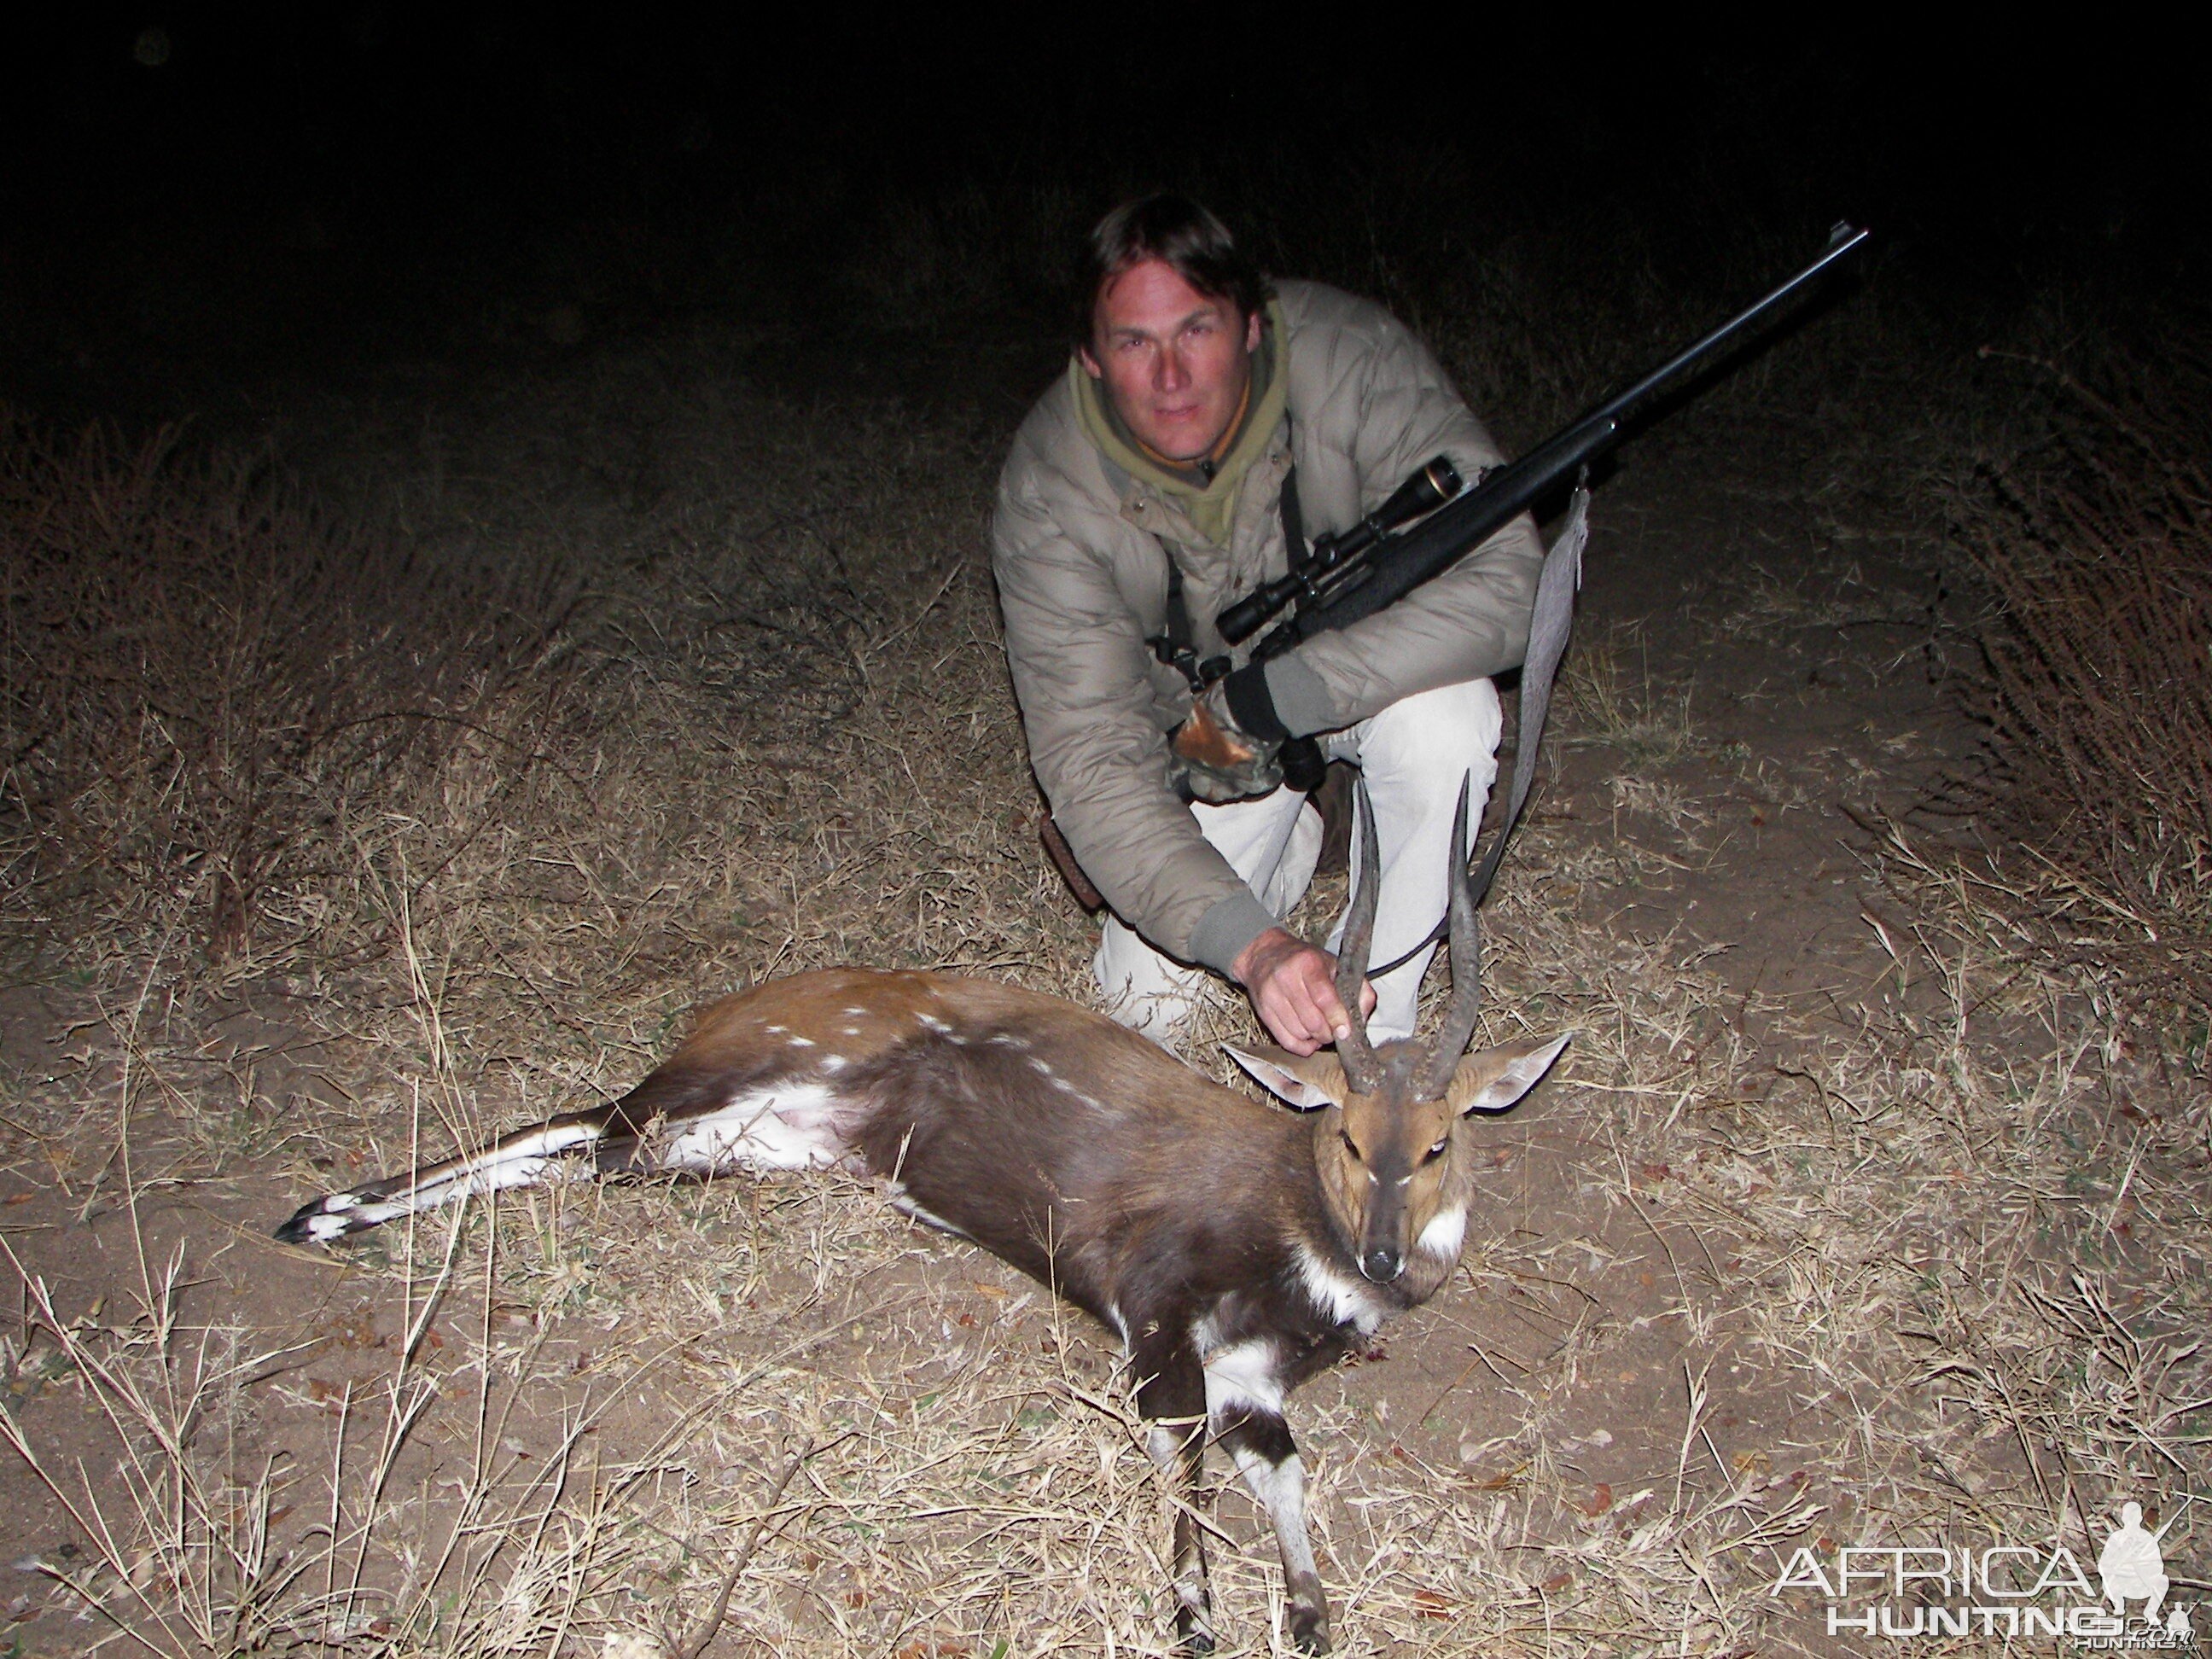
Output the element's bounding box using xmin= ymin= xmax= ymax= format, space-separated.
xmin=992 ymin=279 xmax=1544 ymax=975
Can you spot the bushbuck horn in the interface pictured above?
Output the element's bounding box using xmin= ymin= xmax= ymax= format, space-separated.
xmin=1416 ymin=773 xmax=1484 ymax=1100
xmin=1331 ymin=781 xmax=1382 ymax=1091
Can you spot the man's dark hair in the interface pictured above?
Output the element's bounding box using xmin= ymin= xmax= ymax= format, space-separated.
xmin=1074 ymin=193 xmax=1272 ymax=349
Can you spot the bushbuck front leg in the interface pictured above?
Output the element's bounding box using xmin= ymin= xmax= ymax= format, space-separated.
xmin=1136 ymin=1336 xmax=1215 ymax=1654
xmin=1212 ymin=1399 xmax=1329 ymax=1652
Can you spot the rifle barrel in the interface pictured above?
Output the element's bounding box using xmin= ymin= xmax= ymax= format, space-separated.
xmin=1261 ymin=224 xmax=1869 ymax=646
xmin=1580 ymin=222 xmax=1871 ymax=441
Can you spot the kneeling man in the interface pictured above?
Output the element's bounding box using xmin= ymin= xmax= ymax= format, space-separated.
xmin=992 ymin=194 xmax=1542 ymax=1054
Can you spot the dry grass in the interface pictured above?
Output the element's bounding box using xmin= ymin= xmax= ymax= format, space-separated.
xmin=0 ymin=1206 xmax=667 ymax=1656
xmin=2 ymin=323 xmax=2206 ymax=1656
xmin=1558 ymin=623 xmax=1701 ymax=770
xmin=0 ymin=410 xmax=585 ymax=971
xmin=1943 ymin=342 xmax=2212 ymax=1016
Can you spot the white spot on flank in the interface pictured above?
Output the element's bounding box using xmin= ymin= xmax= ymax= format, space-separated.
xmin=788 ymin=1035 xmax=815 ymax=1047
xmin=1029 ymin=1058 xmax=1055 ymax=1077
xmin=918 ymin=1013 xmax=952 ymax=1033
xmin=764 ymin=1024 xmax=786 ymax=1033
xmin=841 ymin=1026 xmax=861 ymax=1035
xmin=1294 ymin=1243 xmax=1383 ymax=1334
xmin=820 ymin=1055 xmax=848 ymax=1073
xmin=1417 ymin=1204 xmax=1468 ymax=1260
xmin=843 ymin=1006 xmax=867 ymax=1016
xmin=1202 ymin=1336 xmax=1286 ymax=1418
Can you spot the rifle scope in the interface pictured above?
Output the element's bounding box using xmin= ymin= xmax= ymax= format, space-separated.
xmin=1217 ymin=453 xmax=1463 ymax=644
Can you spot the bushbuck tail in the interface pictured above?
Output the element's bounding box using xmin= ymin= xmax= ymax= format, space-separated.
xmin=275 ymin=785 xmax=1569 ymax=1654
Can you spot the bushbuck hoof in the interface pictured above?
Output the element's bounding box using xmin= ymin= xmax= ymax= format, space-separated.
xmin=1173 ymin=1611 xmax=1216 ymax=1656
xmin=1286 ymin=1570 xmax=1331 ymax=1652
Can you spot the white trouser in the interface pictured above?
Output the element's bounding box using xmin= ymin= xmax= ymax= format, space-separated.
xmin=1095 ymin=678 xmax=1504 ymax=1046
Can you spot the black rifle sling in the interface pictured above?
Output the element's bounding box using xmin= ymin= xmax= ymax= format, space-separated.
xmin=1144 ymin=549 xmax=1203 ymax=691
xmin=1270 ymin=457 xmax=1333 ymax=793
xmin=1145 ymin=448 xmax=1305 ymax=699
xmin=1278 ymin=456 xmax=1307 ymax=569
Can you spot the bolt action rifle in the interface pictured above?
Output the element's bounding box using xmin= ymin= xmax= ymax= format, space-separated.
xmin=1045 ymin=223 xmax=1872 ymax=910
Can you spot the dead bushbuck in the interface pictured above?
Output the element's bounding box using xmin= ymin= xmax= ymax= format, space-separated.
xmin=276 ymin=786 xmax=1569 ymax=1652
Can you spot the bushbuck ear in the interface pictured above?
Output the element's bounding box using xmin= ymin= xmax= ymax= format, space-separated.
xmin=1447 ymin=1033 xmax=1572 ymax=1116
xmin=1225 ymin=1045 xmax=1348 ymax=1111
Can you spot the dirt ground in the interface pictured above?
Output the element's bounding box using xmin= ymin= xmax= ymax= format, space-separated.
xmin=2 ymin=320 xmax=2205 ymax=1658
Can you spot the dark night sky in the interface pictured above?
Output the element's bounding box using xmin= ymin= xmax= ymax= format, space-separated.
xmin=1 ymin=5 xmax=2200 ymax=413
xmin=6 ymin=9 xmax=2185 ymax=223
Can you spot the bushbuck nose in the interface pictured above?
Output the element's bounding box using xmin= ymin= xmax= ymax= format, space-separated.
xmin=1359 ymin=1246 xmax=1403 ymax=1284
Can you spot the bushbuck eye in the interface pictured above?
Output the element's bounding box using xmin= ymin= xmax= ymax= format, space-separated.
xmin=1423 ymin=1136 xmax=1449 ymax=1162
xmin=1338 ymin=1130 xmax=1362 ymax=1163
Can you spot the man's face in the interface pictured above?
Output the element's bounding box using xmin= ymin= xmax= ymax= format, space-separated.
xmin=1080 ymin=258 xmax=1262 ymax=463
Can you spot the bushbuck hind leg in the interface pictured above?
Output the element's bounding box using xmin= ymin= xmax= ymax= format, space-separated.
xmin=1214 ymin=1406 xmax=1329 ymax=1654
xmin=1136 ymin=1337 xmax=1216 ymax=1654
xmin=273 ymin=1100 xmax=648 ymax=1244
xmin=274 ymin=1057 xmax=857 ymax=1245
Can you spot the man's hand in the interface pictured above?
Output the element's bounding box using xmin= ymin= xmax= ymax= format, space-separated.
xmin=1231 ymin=926 xmax=1379 ymax=1056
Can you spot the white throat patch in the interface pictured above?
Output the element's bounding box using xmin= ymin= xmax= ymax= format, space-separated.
xmin=1293 ymin=1243 xmax=1383 ymax=1334
xmin=1416 ymin=1204 xmax=1467 ymax=1261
